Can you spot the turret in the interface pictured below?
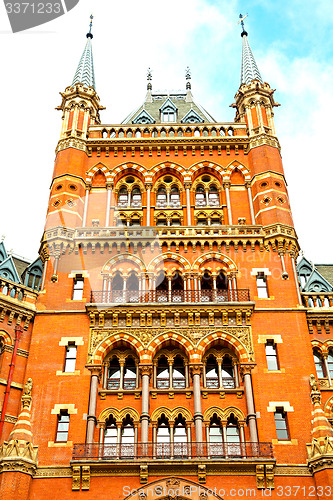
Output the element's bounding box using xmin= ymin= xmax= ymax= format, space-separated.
xmin=56 ymin=16 xmax=104 ymax=142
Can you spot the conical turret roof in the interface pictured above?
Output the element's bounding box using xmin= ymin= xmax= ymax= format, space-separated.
xmin=72 ymin=17 xmax=95 ymax=89
xmin=240 ymin=30 xmax=263 ymax=85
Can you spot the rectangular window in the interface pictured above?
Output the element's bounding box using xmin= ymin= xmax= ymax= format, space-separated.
xmin=257 ymin=272 xmax=268 ymax=298
xmin=265 ymin=340 xmax=279 ymax=370
xmin=56 ymin=411 xmax=70 ymax=442
xmin=72 ymin=275 xmax=84 ymax=300
xmin=274 ymin=408 xmax=289 ymax=441
xmin=64 ymin=343 xmax=77 ymax=372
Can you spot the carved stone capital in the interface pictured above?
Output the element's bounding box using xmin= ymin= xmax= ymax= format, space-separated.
xmin=239 ymin=363 xmax=256 ymax=378
xmin=189 ymin=363 xmax=203 ymax=378
xmin=139 ymin=364 xmax=153 ymax=378
xmin=86 ymin=365 xmax=102 ymax=379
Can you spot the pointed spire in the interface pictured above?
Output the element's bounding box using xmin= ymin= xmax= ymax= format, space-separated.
xmin=239 ymin=14 xmax=263 ymax=86
xmin=72 ymin=15 xmax=96 ymax=89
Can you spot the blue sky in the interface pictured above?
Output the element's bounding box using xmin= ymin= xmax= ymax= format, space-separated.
xmin=0 ymin=0 xmax=332 ymax=263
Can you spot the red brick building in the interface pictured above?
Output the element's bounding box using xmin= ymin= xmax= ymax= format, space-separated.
xmin=1 ymin=18 xmax=333 ymax=500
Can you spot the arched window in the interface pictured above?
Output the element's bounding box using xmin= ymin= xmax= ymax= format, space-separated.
xmin=200 ymin=272 xmax=213 ymax=301
xmin=195 ymin=186 xmax=206 ymax=207
xmin=156 ymin=355 xmax=169 ymax=389
xmin=131 ymin=188 xmax=141 ymax=208
xmin=127 ymin=273 xmax=139 ymax=302
xmin=171 ymin=271 xmax=184 ymax=302
xmin=111 ymin=274 xmax=124 ymax=302
xmin=156 ymin=414 xmax=171 ymax=458
xmin=156 ymin=271 xmax=168 ymax=301
xmin=313 ymin=351 xmax=325 ymax=378
xmin=156 ymin=187 xmax=167 ymax=208
xmin=222 ymin=356 xmax=235 ymax=389
xmin=209 ymin=414 xmax=224 ymax=457
xmin=121 ymin=415 xmax=135 ymax=458
xmin=328 ymin=350 xmax=333 ymax=379
xmin=104 ymin=416 xmax=117 ymax=445
xmin=107 ymin=356 xmax=121 ymax=389
xmin=206 ymin=354 xmax=219 ymax=388
xmin=172 ymin=355 xmax=186 ymax=388
xmin=170 ymin=186 xmax=180 ymax=207
xmin=174 ymin=415 xmax=188 ymax=457
xmin=118 ymin=187 xmax=129 ymax=207
xmin=123 ymin=356 xmax=137 ymax=390
xmin=226 ymin=414 xmax=241 ymax=456
xmin=208 ymin=185 xmax=219 ymax=206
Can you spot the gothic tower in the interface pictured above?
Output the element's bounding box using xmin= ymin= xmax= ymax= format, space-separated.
xmin=1 ymin=16 xmax=333 ymax=500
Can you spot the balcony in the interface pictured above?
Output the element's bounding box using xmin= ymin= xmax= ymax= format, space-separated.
xmin=90 ymin=289 xmax=250 ymax=305
xmin=72 ymin=441 xmax=273 ymax=461
xmin=302 ymin=292 xmax=333 ymax=308
xmin=107 ymin=378 xmax=136 ymax=390
xmin=206 ymin=377 xmax=235 ymax=389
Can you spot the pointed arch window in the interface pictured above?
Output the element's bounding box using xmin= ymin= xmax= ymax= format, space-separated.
xmin=328 ymin=350 xmax=333 ymax=379
xmin=131 ymin=188 xmax=141 ymax=208
xmin=111 ymin=273 xmax=124 ymax=303
xmin=222 ymin=356 xmax=236 ymax=389
xmin=156 ymin=355 xmax=169 ymax=389
xmin=156 ymin=414 xmax=171 ymax=458
xmin=156 ymin=187 xmax=167 ymax=208
xmin=208 ymin=185 xmax=219 ymax=206
xmin=118 ymin=188 xmax=129 ymax=208
xmin=206 ymin=354 xmax=219 ymax=389
xmin=226 ymin=414 xmax=241 ymax=457
xmin=170 ymin=186 xmax=180 ymax=207
xmin=195 ymin=186 xmax=206 ymax=207
xmin=313 ymin=351 xmax=325 ymax=378
xmin=123 ymin=356 xmax=137 ymax=390
xmin=121 ymin=415 xmax=135 ymax=458
xmin=172 ymin=354 xmax=186 ymax=388
xmin=107 ymin=356 xmax=121 ymax=390
xmin=209 ymin=414 xmax=224 ymax=457
xmin=171 ymin=271 xmax=184 ymax=302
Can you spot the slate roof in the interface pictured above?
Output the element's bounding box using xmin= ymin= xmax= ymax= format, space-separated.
xmin=122 ymin=89 xmax=216 ymax=125
xmin=240 ymin=30 xmax=263 ymax=85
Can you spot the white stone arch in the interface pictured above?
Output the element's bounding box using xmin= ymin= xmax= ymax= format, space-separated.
xmin=147 ymin=253 xmax=191 ymax=273
xmin=102 ymin=253 xmax=147 ymax=275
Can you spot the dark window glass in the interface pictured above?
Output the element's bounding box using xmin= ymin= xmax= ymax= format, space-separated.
xmin=73 ymin=276 xmax=84 ymax=300
xmin=257 ymin=273 xmax=268 ymax=298
xmin=313 ymin=352 xmax=325 ymax=378
xmin=266 ymin=341 xmax=279 ymax=370
xmin=64 ymin=343 xmax=77 ymax=372
xmin=56 ymin=411 xmax=70 ymax=442
xmin=274 ymin=409 xmax=289 ymax=441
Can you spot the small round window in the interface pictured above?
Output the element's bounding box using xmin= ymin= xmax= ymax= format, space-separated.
xmin=260 ymin=182 xmax=268 ymax=188
xmin=164 ymin=176 xmax=172 ymax=183
xmin=275 ymin=182 xmax=282 ymax=188
xmin=56 ymin=184 xmax=63 ymax=191
xmin=126 ymin=177 xmax=134 ymax=184
xmin=69 ymin=184 xmax=77 ymax=191
xmin=202 ymin=175 xmax=211 ymax=183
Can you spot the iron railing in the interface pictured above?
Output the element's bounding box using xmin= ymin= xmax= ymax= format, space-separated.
xmin=156 ymin=378 xmax=186 ymax=389
xmin=72 ymin=441 xmax=273 ymax=460
xmin=206 ymin=377 xmax=236 ymax=389
xmin=106 ymin=378 xmax=136 ymax=390
xmin=90 ymin=289 xmax=250 ymax=304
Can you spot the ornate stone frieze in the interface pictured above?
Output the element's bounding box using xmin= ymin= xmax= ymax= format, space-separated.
xmin=88 ymin=326 xmax=254 ymax=362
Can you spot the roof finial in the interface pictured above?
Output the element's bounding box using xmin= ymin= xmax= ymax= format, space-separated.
xmin=147 ymin=67 xmax=152 ymax=91
xmin=185 ymin=66 xmax=191 ymax=90
xmin=87 ymin=14 xmax=93 ymax=39
xmin=238 ymin=13 xmax=248 ymax=37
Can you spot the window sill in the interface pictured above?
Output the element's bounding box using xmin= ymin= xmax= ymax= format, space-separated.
xmin=254 ymin=296 xmax=275 ymax=300
xmin=66 ymin=298 xmax=87 ymax=302
xmin=56 ymin=370 xmax=80 ymax=376
xmin=263 ymin=369 xmax=285 ymax=374
xmin=271 ymin=439 xmax=298 ymax=445
xmin=48 ymin=441 xmax=73 ymax=447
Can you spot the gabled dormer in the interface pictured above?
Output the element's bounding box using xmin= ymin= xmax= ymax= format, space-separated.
xmin=132 ymin=109 xmax=155 ymax=124
xmin=0 ymin=256 xmax=21 ymax=283
xmin=303 ymin=269 xmax=333 ymax=293
xmin=159 ymin=98 xmax=178 ymax=123
xmin=181 ymin=108 xmax=204 ymax=124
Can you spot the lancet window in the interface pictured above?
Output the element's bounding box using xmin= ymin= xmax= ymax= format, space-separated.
xmin=203 ymin=349 xmax=238 ymax=389
xmin=153 ymin=349 xmax=188 ymax=390
xmin=104 ymin=349 xmax=139 ymax=390
xmin=199 ymin=270 xmax=228 ymax=302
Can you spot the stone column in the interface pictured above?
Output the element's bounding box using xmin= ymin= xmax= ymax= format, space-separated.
xmin=190 ymin=364 xmax=203 ymax=443
xmin=119 ymin=360 xmax=125 ymax=390
xmin=290 ymin=253 xmax=303 ymax=306
xmin=98 ymin=422 xmax=105 ymax=444
xmin=40 ymin=258 xmax=48 ymax=290
xmin=169 ymin=420 xmax=175 ymax=458
xmin=217 ymin=357 xmax=223 ymax=388
xmin=105 ymin=183 xmax=113 ymax=227
xmin=82 ymin=186 xmax=90 ymax=227
xmin=140 ymin=365 xmax=152 ymax=444
xmin=168 ymin=360 xmax=173 ymax=389
xmin=223 ymin=182 xmax=232 ymax=225
xmin=185 ymin=182 xmax=192 ymax=226
xmin=240 ymin=364 xmax=258 ymax=444
xmin=145 ymin=183 xmax=152 ymax=227
xmin=86 ymin=366 xmax=101 ymax=444
xmin=323 ymin=355 xmax=332 ymax=386
xmin=103 ymin=363 xmax=108 ymax=389
xmin=245 ymin=181 xmax=256 ymax=225
xmin=185 ymin=363 xmax=189 ymax=388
